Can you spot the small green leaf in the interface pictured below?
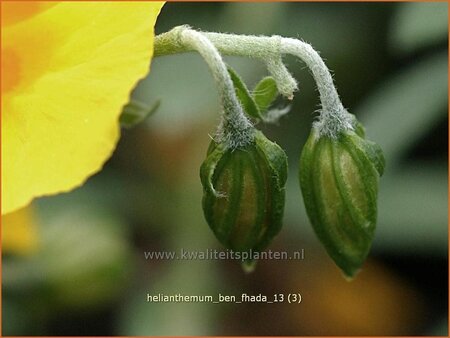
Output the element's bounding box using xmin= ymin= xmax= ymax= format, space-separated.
xmin=120 ymin=99 xmax=160 ymax=129
xmin=362 ymin=140 xmax=386 ymax=176
xmin=252 ymin=76 xmax=279 ymax=113
xmin=200 ymin=142 xmax=228 ymax=197
xmin=227 ymin=65 xmax=262 ymax=119
xmin=348 ymin=113 xmax=366 ymax=138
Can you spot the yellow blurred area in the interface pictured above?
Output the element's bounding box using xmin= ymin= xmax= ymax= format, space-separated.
xmin=223 ymin=246 xmax=425 ymax=336
xmin=286 ymin=258 xmax=423 ymax=335
xmin=2 ymin=205 xmax=40 ymax=255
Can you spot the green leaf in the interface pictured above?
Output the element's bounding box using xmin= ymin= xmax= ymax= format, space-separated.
xmin=120 ymin=99 xmax=160 ymax=129
xmin=252 ymin=76 xmax=279 ymax=113
xmin=227 ymin=65 xmax=261 ymax=119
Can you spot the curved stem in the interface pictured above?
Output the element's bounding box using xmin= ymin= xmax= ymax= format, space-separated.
xmin=280 ymin=38 xmax=352 ymax=137
xmin=155 ymin=29 xmax=298 ymax=99
xmin=154 ymin=26 xmax=353 ymax=138
xmin=169 ymin=27 xmax=254 ymax=148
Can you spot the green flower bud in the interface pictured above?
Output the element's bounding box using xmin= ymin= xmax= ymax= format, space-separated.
xmin=299 ymin=122 xmax=385 ymax=278
xmin=200 ymin=131 xmax=288 ymax=266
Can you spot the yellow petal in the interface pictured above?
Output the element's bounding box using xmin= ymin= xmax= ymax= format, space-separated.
xmin=2 ymin=205 xmax=40 ymax=255
xmin=1 ymin=2 xmax=165 ymax=214
xmin=1 ymin=2 xmax=57 ymax=27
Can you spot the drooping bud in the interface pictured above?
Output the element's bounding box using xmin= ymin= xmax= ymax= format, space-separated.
xmin=200 ymin=131 xmax=288 ymax=268
xmin=299 ymin=118 xmax=385 ymax=278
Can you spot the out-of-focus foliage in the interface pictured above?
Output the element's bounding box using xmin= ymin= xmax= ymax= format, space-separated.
xmin=2 ymin=2 xmax=447 ymax=336
xmin=390 ymin=2 xmax=448 ymax=54
xmin=3 ymin=202 xmax=133 ymax=335
xmin=359 ymin=4 xmax=447 ymax=254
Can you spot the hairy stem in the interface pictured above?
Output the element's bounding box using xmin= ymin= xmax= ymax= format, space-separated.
xmin=179 ymin=28 xmax=254 ymax=148
xmin=154 ymin=26 xmax=353 ymax=138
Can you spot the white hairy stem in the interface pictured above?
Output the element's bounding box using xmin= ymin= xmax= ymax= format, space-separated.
xmin=154 ymin=26 xmax=353 ymax=138
xmin=179 ymin=29 xmax=254 ymax=148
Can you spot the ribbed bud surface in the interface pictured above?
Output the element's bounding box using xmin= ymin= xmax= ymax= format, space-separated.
xmin=299 ymin=126 xmax=384 ymax=278
xmin=200 ymin=131 xmax=287 ymax=257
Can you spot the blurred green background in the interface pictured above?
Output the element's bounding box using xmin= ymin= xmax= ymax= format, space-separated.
xmin=3 ymin=2 xmax=448 ymax=336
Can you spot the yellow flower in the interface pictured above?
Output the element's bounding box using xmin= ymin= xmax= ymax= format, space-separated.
xmin=1 ymin=1 xmax=165 ymax=215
